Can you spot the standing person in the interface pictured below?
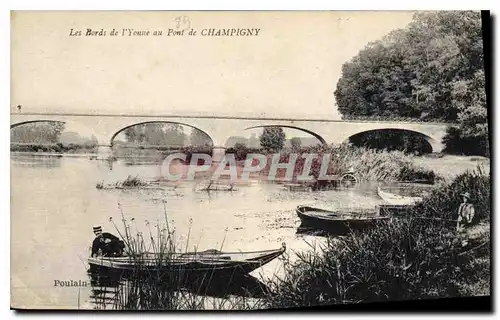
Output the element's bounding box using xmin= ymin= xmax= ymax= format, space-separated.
xmin=91 ymin=226 xmax=125 ymax=257
xmin=456 ymin=192 xmax=475 ymax=232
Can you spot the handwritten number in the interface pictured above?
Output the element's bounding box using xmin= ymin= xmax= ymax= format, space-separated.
xmin=174 ymin=16 xmax=191 ymax=31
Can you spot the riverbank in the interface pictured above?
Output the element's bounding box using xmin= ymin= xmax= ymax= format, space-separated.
xmin=414 ymin=154 xmax=490 ymax=181
xmin=263 ymin=168 xmax=490 ymax=307
xmin=10 ymin=144 xmax=98 ymax=154
xmin=10 ymin=148 xmax=489 ymax=309
xmin=93 ymin=167 xmax=489 ymax=310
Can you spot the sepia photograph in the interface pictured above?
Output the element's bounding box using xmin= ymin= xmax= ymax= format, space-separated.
xmin=10 ymin=10 xmax=491 ymax=311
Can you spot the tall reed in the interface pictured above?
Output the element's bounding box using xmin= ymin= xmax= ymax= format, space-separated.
xmin=89 ymin=202 xmax=263 ymax=310
xmin=258 ymin=144 xmax=436 ymax=184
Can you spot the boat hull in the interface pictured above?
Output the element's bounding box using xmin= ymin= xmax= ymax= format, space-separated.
xmin=296 ymin=206 xmax=390 ymax=234
xmin=87 ymin=246 xmax=285 ymax=276
xmin=377 ymin=187 xmax=423 ymax=206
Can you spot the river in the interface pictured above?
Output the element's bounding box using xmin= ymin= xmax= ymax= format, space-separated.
xmin=10 ymin=153 xmax=393 ymax=309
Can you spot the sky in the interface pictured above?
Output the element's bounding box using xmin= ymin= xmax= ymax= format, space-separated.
xmin=11 ymin=11 xmax=415 ymax=121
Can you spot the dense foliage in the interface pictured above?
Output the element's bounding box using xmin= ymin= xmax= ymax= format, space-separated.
xmin=123 ymin=123 xmax=187 ymax=146
xmin=225 ymin=143 xmax=261 ymax=161
xmin=290 ymin=137 xmax=302 ymax=149
xmin=189 ymin=129 xmax=213 ymax=147
xmin=10 ymin=143 xmax=97 ymax=153
xmin=254 ymin=144 xmax=435 ymax=187
xmin=11 ymin=122 xmax=66 ymax=144
xmin=334 ymin=11 xmax=488 ymax=155
xmin=349 ymin=129 xmax=433 ymax=154
xmin=442 ymin=126 xmax=490 ymax=157
xmin=409 ymin=166 xmax=490 ymax=222
xmin=259 ymin=127 xmax=286 ymax=152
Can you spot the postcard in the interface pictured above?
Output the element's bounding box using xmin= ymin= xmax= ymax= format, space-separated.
xmin=10 ymin=10 xmax=491 ymax=310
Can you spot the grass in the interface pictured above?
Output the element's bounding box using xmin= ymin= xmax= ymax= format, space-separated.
xmin=332 ymin=144 xmax=437 ymax=183
xmin=95 ymin=175 xmax=152 ymax=189
xmin=413 ymin=154 xmax=490 ymax=182
xmin=10 ymin=143 xmax=98 ymax=153
xmin=121 ymin=175 xmax=148 ymax=187
xmin=256 ymin=144 xmax=438 ymax=186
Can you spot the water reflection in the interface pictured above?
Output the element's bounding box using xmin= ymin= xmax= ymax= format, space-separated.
xmin=87 ymin=265 xmax=269 ymax=309
xmin=11 ymin=154 xmax=389 ymax=309
xmin=296 ymin=224 xmax=333 ymax=237
xmin=10 ymin=153 xmax=63 ymax=168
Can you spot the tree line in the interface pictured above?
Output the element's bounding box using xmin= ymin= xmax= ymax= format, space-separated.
xmin=121 ymin=123 xmax=213 ymax=147
xmin=11 ymin=122 xmax=66 ymax=144
xmin=334 ymin=11 xmax=489 ymax=156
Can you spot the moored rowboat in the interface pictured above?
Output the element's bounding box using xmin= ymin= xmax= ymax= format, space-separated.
xmin=377 ymin=187 xmax=423 ymax=206
xmin=88 ymin=245 xmax=286 ymax=275
xmin=296 ymin=206 xmax=390 ymax=233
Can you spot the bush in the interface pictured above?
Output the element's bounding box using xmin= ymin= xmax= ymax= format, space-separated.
xmin=257 ymin=144 xmax=435 ymax=185
xmin=409 ymin=167 xmax=490 ymax=222
xmin=290 ymin=137 xmax=302 ymax=149
xmin=398 ymin=165 xmax=436 ymax=183
xmin=264 ymin=218 xmax=475 ymax=307
xmin=225 ymin=143 xmax=256 ymax=161
xmin=259 ymin=127 xmax=286 ymax=152
xmin=121 ymin=175 xmax=148 ymax=187
xmin=348 ymin=130 xmax=433 ymax=155
xmin=443 ymin=126 xmax=490 ymax=157
xmin=179 ymin=145 xmax=213 ymax=164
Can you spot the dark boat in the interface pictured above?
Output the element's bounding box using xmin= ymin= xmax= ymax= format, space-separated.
xmin=296 ymin=206 xmax=390 ymax=233
xmin=88 ymin=244 xmax=286 ymax=276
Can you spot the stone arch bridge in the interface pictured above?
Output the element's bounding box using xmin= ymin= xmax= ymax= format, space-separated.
xmin=11 ymin=112 xmax=450 ymax=160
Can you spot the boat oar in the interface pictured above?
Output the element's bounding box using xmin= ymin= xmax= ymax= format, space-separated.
xmin=412 ymin=216 xmax=458 ymax=222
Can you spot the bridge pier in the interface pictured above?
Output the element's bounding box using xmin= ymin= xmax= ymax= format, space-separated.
xmin=96 ymin=145 xmax=114 ymax=160
xmin=212 ymin=147 xmax=226 ymax=163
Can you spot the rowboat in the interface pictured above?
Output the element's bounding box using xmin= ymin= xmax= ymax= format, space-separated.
xmin=377 ymin=187 xmax=423 ymax=206
xmin=87 ymin=244 xmax=286 ymax=276
xmin=296 ymin=206 xmax=390 ymax=233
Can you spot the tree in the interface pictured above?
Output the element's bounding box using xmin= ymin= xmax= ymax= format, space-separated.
xmin=247 ymin=133 xmax=260 ymax=148
xmin=334 ymin=11 xmax=488 ymax=155
xmin=189 ymin=129 xmax=212 ymax=147
xmin=124 ymin=126 xmax=143 ymax=144
xmin=335 ymin=11 xmax=484 ymax=122
xmin=11 ymin=122 xmax=66 ymax=144
xmin=122 ymin=123 xmax=186 ymax=147
xmin=88 ymin=134 xmax=99 ymax=147
xmin=162 ymin=123 xmax=186 ymax=147
xmin=144 ymin=123 xmax=167 ymax=146
xmin=260 ymin=127 xmax=286 ymax=152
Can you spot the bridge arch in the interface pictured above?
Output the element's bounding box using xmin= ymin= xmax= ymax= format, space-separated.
xmin=344 ymin=128 xmax=437 ymax=153
xmin=245 ymin=125 xmax=327 ymax=145
xmin=109 ymin=120 xmax=215 ymax=147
